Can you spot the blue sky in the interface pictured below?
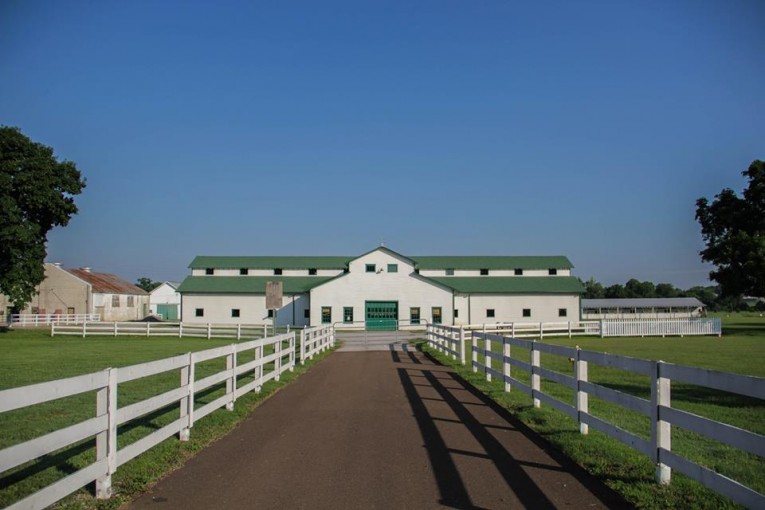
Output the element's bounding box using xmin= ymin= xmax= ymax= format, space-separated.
xmin=2 ymin=1 xmax=763 ymax=288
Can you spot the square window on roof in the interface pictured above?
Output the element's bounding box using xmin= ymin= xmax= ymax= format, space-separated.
xmin=514 ymin=268 xmax=523 ymax=275
xmin=549 ymin=268 xmax=558 ymax=275
xmin=480 ymin=268 xmax=489 ymax=276
xmin=274 ymin=268 xmax=283 ymax=275
xmin=240 ymin=268 xmax=248 ymax=275
xmin=308 ymin=268 xmax=317 ymax=275
xmin=205 ymin=268 xmax=214 ymax=275
xmin=446 ymin=268 xmax=454 ymax=275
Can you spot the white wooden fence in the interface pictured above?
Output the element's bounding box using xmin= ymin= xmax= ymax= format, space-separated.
xmin=0 ymin=326 xmax=335 ymax=510
xmin=600 ymin=318 xmax=721 ymax=337
xmin=461 ymin=321 xmax=601 ymax=339
xmin=10 ymin=314 xmax=100 ymax=327
xmin=426 ymin=325 xmax=764 ymax=508
xmin=50 ymin=321 xmax=282 ymax=339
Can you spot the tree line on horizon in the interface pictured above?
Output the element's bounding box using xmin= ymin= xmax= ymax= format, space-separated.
xmin=580 ymin=277 xmax=762 ymax=311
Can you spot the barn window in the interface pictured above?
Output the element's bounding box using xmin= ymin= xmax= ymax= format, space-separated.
xmin=308 ymin=268 xmax=317 ymax=275
xmin=321 ymin=307 xmax=331 ymax=324
xmin=366 ymin=264 xmax=376 ymax=273
xmin=267 ymin=309 xmax=274 ymax=318
xmin=558 ymin=308 xmax=567 ymax=317
xmin=432 ymin=307 xmax=442 ymax=324
xmin=486 ymin=309 xmax=495 ymax=318
xmin=522 ymin=308 xmax=531 ymax=317
xmin=548 ymin=268 xmax=558 ymax=275
xmin=387 ymin=264 xmax=398 ymax=273
xmin=232 ymin=309 xmax=240 ymax=318
xmin=410 ymin=307 xmax=420 ymax=324
xmin=205 ymin=268 xmax=214 ymax=275
xmin=127 ymin=296 xmax=134 ymax=307
xmin=112 ymin=295 xmax=120 ymax=307
xmin=274 ymin=268 xmax=283 ymax=275
xmin=446 ymin=268 xmax=454 ymax=275
xmin=240 ymin=268 xmax=248 ymax=275
xmin=304 ymin=309 xmax=310 ymax=319
xmin=343 ymin=307 xmax=353 ymax=323
xmin=454 ymin=309 xmax=459 ymax=318
xmin=514 ymin=268 xmax=523 ymax=275
xmin=195 ymin=308 xmax=204 ymax=317
xmin=480 ymin=269 xmax=489 ymax=276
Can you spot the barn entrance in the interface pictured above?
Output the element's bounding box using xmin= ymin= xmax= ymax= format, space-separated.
xmin=365 ymin=301 xmax=398 ymax=331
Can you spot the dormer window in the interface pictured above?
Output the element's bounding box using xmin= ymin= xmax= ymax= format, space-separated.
xmin=514 ymin=268 xmax=523 ymax=275
xmin=240 ymin=268 xmax=248 ymax=275
xmin=548 ymin=268 xmax=558 ymax=275
xmin=205 ymin=268 xmax=214 ymax=275
xmin=480 ymin=269 xmax=489 ymax=276
xmin=446 ymin=268 xmax=454 ymax=276
xmin=274 ymin=268 xmax=283 ymax=275
xmin=308 ymin=268 xmax=317 ymax=275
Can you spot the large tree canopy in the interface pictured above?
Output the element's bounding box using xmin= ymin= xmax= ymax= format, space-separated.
xmin=696 ymin=160 xmax=765 ymax=298
xmin=0 ymin=126 xmax=86 ymax=308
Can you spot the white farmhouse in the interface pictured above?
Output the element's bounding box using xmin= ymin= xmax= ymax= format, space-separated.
xmin=177 ymin=246 xmax=584 ymax=328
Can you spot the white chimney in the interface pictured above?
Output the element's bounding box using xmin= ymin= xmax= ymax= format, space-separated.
xmin=82 ymin=267 xmax=92 ymax=273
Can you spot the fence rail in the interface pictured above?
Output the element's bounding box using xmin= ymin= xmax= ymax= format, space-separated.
xmin=0 ymin=326 xmax=335 ymax=510
xmin=50 ymin=321 xmax=285 ymax=339
xmin=458 ymin=319 xmax=720 ymax=339
xmin=10 ymin=314 xmax=100 ymax=327
xmin=426 ymin=324 xmax=764 ymax=508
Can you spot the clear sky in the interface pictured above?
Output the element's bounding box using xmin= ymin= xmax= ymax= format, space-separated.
xmin=1 ymin=0 xmax=763 ymax=288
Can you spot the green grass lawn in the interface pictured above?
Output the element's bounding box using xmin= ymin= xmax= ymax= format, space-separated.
xmin=0 ymin=328 xmax=330 ymax=510
xmin=423 ymin=312 xmax=765 ymax=510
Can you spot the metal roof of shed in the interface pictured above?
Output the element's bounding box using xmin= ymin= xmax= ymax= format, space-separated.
xmin=582 ymin=298 xmax=705 ymax=308
xmin=67 ymin=269 xmax=148 ymax=295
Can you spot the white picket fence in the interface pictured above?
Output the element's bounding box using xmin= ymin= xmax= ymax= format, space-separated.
xmin=50 ymin=321 xmax=283 ymax=339
xmin=10 ymin=314 xmax=100 ymax=327
xmin=601 ymin=318 xmax=721 ymax=337
xmin=0 ymin=325 xmax=335 ymax=510
xmin=461 ymin=321 xmax=601 ymax=339
xmin=426 ymin=325 xmax=764 ymax=509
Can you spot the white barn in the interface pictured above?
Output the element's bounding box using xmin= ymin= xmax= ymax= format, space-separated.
xmin=581 ymin=298 xmax=706 ymax=319
xmin=149 ymin=282 xmax=181 ymax=320
xmin=177 ymin=246 xmax=584 ymax=328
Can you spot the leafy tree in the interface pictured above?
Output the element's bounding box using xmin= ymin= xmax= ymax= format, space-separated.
xmin=136 ymin=277 xmax=162 ymax=292
xmin=696 ymin=160 xmax=765 ymax=298
xmin=0 ymin=127 xmax=85 ymax=308
xmin=625 ymin=278 xmax=655 ymax=298
xmin=583 ymin=277 xmax=605 ymax=299
xmin=655 ymin=283 xmax=680 ymax=298
xmin=604 ymin=284 xmax=627 ymax=299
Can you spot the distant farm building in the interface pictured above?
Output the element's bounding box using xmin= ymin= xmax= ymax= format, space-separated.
xmin=581 ymin=298 xmax=705 ymax=319
xmin=177 ymin=246 xmax=585 ymax=328
xmin=0 ymin=263 xmax=149 ymax=322
xmin=149 ymin=282 xmax=181 ymax=320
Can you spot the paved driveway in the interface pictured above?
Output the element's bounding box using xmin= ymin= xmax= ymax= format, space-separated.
xmin=127 ymin=344 xmax=630 ymax=509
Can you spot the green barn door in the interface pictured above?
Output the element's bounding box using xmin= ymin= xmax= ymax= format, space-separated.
xmin=157 ymin=304 xmax=178 ymax=321
xmin=365 ymin=301 xmax=398 ymax=331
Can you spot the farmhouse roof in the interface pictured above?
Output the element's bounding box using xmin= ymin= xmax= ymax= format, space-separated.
xmin=582 ymin=298 xmax=705 ymax=308
xmin=67 ymin=269 xmax=148 ymax=295
xmin=426 ymin=276 xmax=585 ymax=294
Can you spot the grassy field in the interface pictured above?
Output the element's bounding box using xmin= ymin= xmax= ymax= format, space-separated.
xmin=422 ymin=312 xmax=765 ymax=510
xmin=0 ymin=328 xmax=332 ymax=510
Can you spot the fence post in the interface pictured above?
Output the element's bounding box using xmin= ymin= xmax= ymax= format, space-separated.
xmin=459 ymin=327 xmax=466 ymax=365
xmin=95 ymin=368 xmax=117 ymax=499
xmin=300 ymin=328 xmax=306 ymax=365
xmin=83 ymin=321 xmax=87 ymax=338
xmin=568 ymin=321 xmax=572 ymax=338
xmin=146 ymin=322 xmax=150 ymax=337
xmin=289 ymin=333 xmax=296 ymax=371
xmin=531 ymin=341 xmax=541 ymax=408
xmin=275 ymin=337 xmax=282 ymax=382
xmin=113 ymin=322 xmax=117 ymax=337
xmin=237 ymin=323 xmax=241 ymax=340
xmin=263 ymin=324 xmax=267 ymax=338
xmin=539 ymin=321 xmax=544 ymax=340
xmin=452 ymin=327 xmax=458 ymax=361
xmin=503 ymin=337 xmax=511 ymax=392
xmin=51 ymin=323 xmax=56 ymax=337
xmin=472 ymin=331 xmax=478 ymax=373
xmin=484 ymin=325 xmax=491 ymax=382
xmin=653 ymin=360 xmax=671 ymax=484
xmin=226 ymin=344 xmax=236 ymax=411
xmin=254 ymin=341 xmax=263 ymax=393
xmin=600 ymin=319 xmax=605 ymax=338
xmin=179 ymin=355 xmax=191 ymax=441
xmin=207 ymin=323 xmax=212 ymax=339
xmin=576 ymin=347 xmax=588 ymax=434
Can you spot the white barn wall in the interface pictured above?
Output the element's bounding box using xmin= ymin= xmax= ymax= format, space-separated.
xmin=468 ymin=294 xmax=580 ymax=323
xmin=310 ymin=250 xmax=453 ymax=326
xmin=182 ymin=293 xmax=311 ymax=326
xmin=419 ymin=269 xmax=571 ymax=277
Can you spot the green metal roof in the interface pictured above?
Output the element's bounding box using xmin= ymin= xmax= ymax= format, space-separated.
xmin=189 ymin=256 xmax=351 ymax=270
xmin=426 ymin=276 xmax=585 ymax=294
xmin=413 ymin=256 xmax=573 ymax=270
xmin=177 ymin=276 xmax=333 ymax=294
